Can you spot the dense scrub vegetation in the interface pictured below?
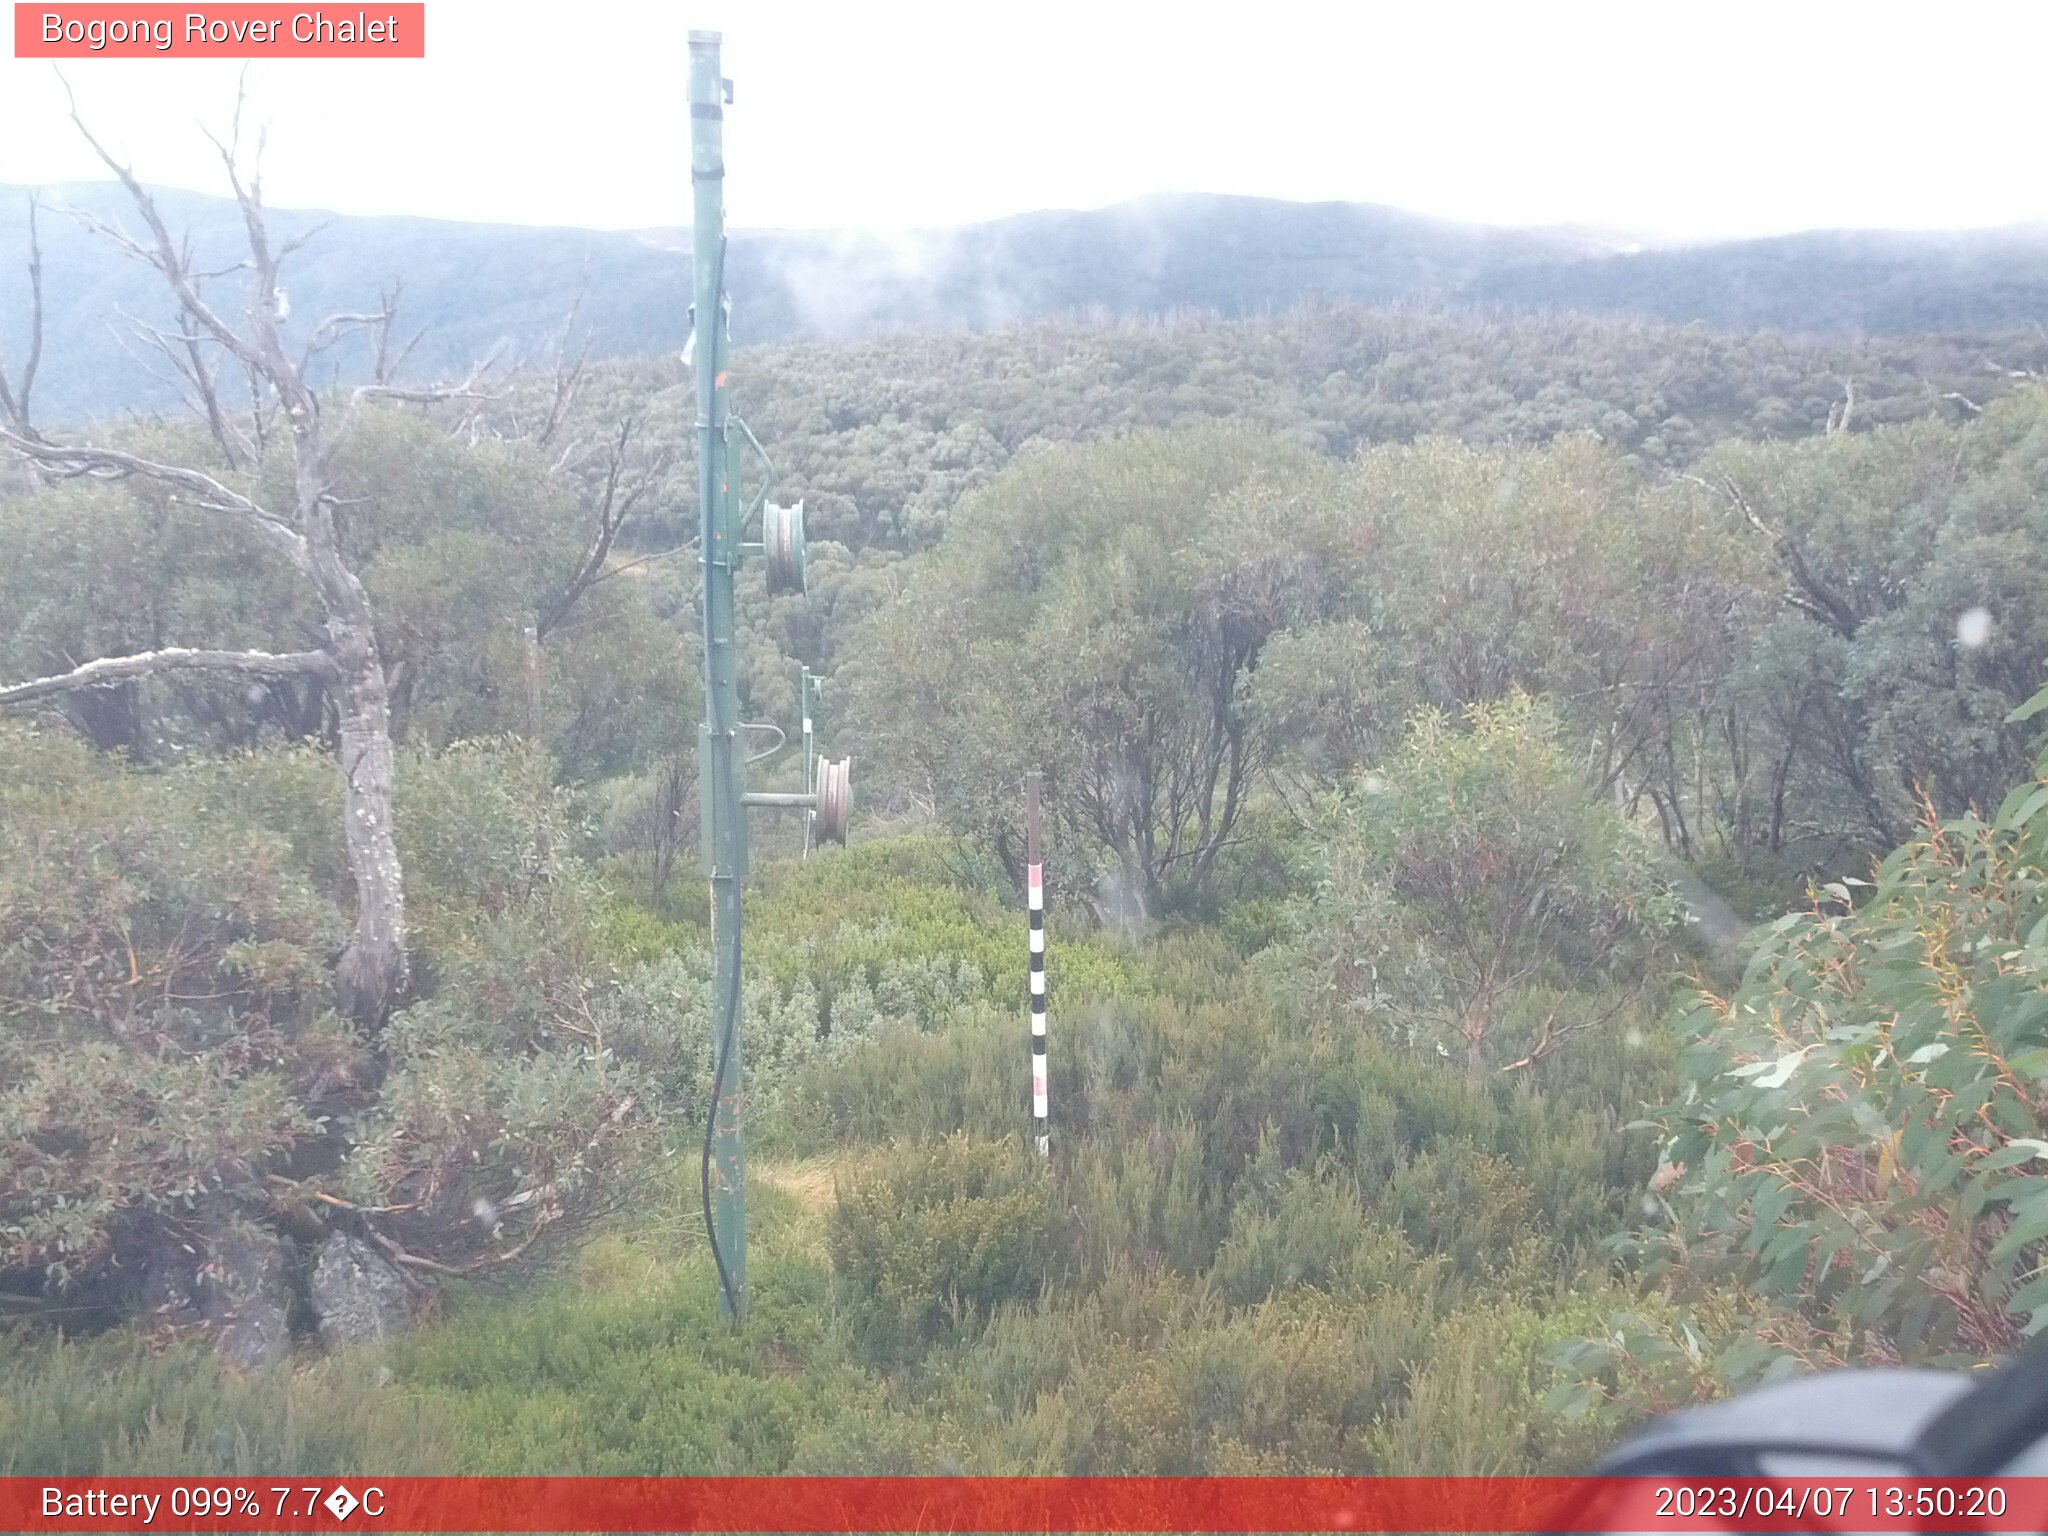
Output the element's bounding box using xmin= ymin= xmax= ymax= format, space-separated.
xmin=5 ymin=828 xmax=1670 ymax=1475
xmin=852 ymin=383 xmax=2048 ymax=909
xmin=6 ymin=293 xmax=2048 ymax=1475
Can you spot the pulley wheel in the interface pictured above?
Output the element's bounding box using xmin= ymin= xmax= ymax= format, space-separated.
xmin=814 ymin=756 xmax=850 ymax=845
xmin=763 ymin=500 xmax=807 ymax=595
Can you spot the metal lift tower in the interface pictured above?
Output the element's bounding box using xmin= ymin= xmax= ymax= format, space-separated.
xmin=689 ymin=30 xmax=849 ymax=1325
xmin=689 ymin=28 xmax=747 ymax=1325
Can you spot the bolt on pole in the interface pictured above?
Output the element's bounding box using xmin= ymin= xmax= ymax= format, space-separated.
xmin=690 ymin=28 xmax=746 ymax=1324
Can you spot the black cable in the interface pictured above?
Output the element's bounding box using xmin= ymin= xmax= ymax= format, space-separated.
xmin=698 ymin=231 xmax=743 ymax=1321
xmin=700 ymin=893 xmax=743 ymax=1318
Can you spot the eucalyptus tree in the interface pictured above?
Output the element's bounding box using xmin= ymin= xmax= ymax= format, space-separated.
xmin=1269 ymin=695 xmax=1677 ymax=1087
xmin=852 ymin=425 xmax=1364 ymax=917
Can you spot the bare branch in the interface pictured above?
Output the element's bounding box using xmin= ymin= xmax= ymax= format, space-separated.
xmin=1497 ymin=993 xmax=1639 ymax=1074
xmin=372 ymin=282 xmax=422 ymax=386
xmin=189 ymin=256 xmax=256 ymax=283
xmin=335 ymin=344 xmax=504 ymax=457
xmin=1825 ymin=376 xmax=1856 ymax=436
xmin=533 ymin=288 xmax=590 ymax=450
xmin=547 ymin=435 xmax=588 ymax=476
xmin=113 ymin=307 xmax=211 ymax=352
xmin=114 ymin=303 xmax=259 ymax=468
xmin=1683 ymin=470 xmax=1861 ymax=639
xmin=0 ymin=191 xmax=45 ymax=434
xmin=105 ymin=314 xmax=211 ymax=418
xmin=536 ymin=414 xmax=675 ymax=641
xmin=39 ymin=84 xmax=422 ymax=1025
xmin=590 ymin=539 xmax=698 ymax=584
xmin=303 ymin=310 xmax=392 ymax=366
xmin=0 ymin=646 xmax=335 ymax=708
xmin=52 ymin=202 xmax=154 ymax=268
xmin=59 ymin=81 xmax=269 ymax=380
xmin=275 ymin=216 xmax=333 ymax=264
xmin=0 ymin=426 xmax=311 ymax=573
xmin=350 ymin=343 xmax=503 ymax=408
xmin=0 ymin=428 xmax=272 ymax=521
xmin=18 ymin=193 xmax=43 ymax=422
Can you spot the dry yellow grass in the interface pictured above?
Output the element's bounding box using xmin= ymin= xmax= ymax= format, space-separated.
xmin=574 ymin=1154 xmax=869 ymax=1293
xmin=754 ymin=1154 xmax=861 ymax=1214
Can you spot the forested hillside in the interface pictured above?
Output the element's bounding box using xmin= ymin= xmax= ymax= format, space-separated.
xmin=1472 ymin=225 xmax=2048 ymax=335
xmin=11 ymin=180 xmax=2048 ymax=419
xmin=6 ymin=195 xmax=2048 ymax=1477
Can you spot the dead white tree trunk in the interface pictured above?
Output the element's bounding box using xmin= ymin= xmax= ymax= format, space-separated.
xmin=317 ymin=541 xmax=409 ymax=1022
xmin=0 ymin=91 xmax=491 ymax=1025
xmin=0 ymin=191 xmax=43 ymax=438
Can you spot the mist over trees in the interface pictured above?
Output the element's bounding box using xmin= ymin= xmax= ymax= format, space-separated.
xmin=12 ymin=182 xmax=2048 ymax=420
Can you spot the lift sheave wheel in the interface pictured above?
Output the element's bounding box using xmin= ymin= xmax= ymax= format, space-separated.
xmin=763 ymin=500 xmax=807 ymax=594
xmin=814 ymin=756 xmax=851 ymax=845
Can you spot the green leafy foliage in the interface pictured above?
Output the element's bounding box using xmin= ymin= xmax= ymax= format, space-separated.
xmin=852 ymin=425 xmax=1357 ymax=916
xmin=0 ymin=408 xmax=692 ymax=781
xmin=0 ymin=726 xmax=656 ymax=1296
xmin=1684 ymin=395 xmax=2048 ymax=852
xmin=1266 ymin=696 xmax=1677 ymax=1083
xmin=0 ymin=1330 xmax=461 ymax=1476
xmin=1577 ymin=692 xmax=2048 ymax=1418
xmin=0 ymin=725 xmax=340 ymax=1285
xmin=849 ymin=392 xmax=2048 ymax=915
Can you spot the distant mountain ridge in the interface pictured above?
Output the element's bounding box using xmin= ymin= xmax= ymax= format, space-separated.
xmin=3 ymin=184 xmax=2047 ymax=422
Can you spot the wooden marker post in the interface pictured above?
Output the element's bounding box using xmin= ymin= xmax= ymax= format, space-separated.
xmin=1026 ymin=772 xmax=1049 ymax=1155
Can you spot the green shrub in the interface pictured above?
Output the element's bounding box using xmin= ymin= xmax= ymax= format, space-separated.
xmin=394 ymin=1244 xmax=854 ymax=1474
xmin=1578 ymin=693 xmax=2048 ymax=1414
xmin=1062 ymin=1113 xmax=1226 ymax=1281
xmin=0 ymin=725 xmax=659 ymax=1310
xmin=1208 ymin=1161 xmax=1423 ymax=1306
xmin=778 ymin=1006 xmax=1024 ymax=1149
xmin=1261 ymin=694 xmax=1677 ymax=1085
xmin=1636 ymin=795 xmax=2048 ymax=1357
xmin=0 ymin=726 xmax=339 ymax=1286
xmin=1365 ymin=1297 xmax=1622 ymax=1474
xmin=785 ymin=1402 xmax=983 ymax=1475
xmin=827 ymin=1134 xmax=1057 ymax=1365
xmin=1385 ymin=1141 xmax=1539 ymax=1283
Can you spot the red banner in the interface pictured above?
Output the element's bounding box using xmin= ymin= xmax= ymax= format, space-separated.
xmin=6 ymin=1477 xmax=2048 ymax=1532
xmin=13 ymin=5 xmax=425 ymax=58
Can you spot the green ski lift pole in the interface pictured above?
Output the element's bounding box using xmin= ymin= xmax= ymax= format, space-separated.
xmin=688 ymin=34 xmax=847 ymax=1325
xmin=690 ymin=28 xmax=746 ymax=1324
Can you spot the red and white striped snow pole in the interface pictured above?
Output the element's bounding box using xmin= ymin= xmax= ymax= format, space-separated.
xmin=1026 ymin=771 xmax=1049 ymax=1155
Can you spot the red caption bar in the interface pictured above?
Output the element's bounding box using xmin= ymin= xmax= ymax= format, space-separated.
xmin=7 ymin=1477 xmax=2048 ymax=1532
xmin=14 ymin=4 xmax=424 ymax=57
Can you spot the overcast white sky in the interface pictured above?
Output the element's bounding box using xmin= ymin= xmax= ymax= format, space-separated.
xmin=2 ymin=0 xmax=2045 ymax=241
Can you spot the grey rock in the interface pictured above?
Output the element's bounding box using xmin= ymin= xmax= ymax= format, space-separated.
xmin=139 ymin=1241 xmax=205 ymax=1323
xmin=196 ymin=1222 xmax=294 ymax=1372
xmin=308 ymin=1233 xmax=416 ymax=1347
